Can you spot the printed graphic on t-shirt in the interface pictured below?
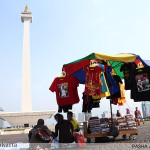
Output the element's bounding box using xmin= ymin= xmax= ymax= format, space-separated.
xmin=57 ymin=83 xmax=69 ymax=98
xmin=135 ymin=73 xmax=150 ymax=92
xmin=90 ymin=59 xmax=102 ymax=66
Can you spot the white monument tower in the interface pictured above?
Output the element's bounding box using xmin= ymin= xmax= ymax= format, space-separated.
xmin=21 ymin=5 xmax=32 ymax=112
xmin=0 ymin=6 xmax=56 ymax=128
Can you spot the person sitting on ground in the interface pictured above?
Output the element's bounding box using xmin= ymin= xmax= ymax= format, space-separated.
xmin=53 ymin=113 xmax=74 ymax=143
xmin=28 ymin=119 xmax=52 ymax=143
xmin=67 ymin=111 xmax=80 ymax=132
xmin=116 ymin=110 xmax=122 ymax=117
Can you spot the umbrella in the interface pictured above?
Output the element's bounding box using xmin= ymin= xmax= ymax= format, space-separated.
xmin=62 ymin=52 xmax=144 ymax=83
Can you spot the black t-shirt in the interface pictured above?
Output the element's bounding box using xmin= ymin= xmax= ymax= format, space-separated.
xmin=82 ymin=93 xmax=93 ymax=112
xmin=130 ymin=66 xmax=150 ymax=102
xmin=120 ymin=63 xmax=136 ymax=90
xmin=54 ymin=120 xmax=74 ymax=143
xmin=113 ymin=75 xmax=123 ymax=86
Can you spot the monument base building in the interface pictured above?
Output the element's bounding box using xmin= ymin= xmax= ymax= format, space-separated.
xmin=0 ymin=110 xmax=55 ymax=128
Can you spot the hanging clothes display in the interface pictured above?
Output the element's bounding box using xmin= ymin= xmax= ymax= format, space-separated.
xmin=50 ymin=52 xmax=150 ymax=116
xmin=49 ymin=75 xmax=80 ymax=107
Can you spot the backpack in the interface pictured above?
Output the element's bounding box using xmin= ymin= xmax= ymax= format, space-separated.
xmin=35 ymin=127 xmax=51 ymax=143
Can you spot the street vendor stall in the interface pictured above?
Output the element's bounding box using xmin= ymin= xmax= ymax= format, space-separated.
xmin=83 ymin=120 xmax=138 ymax=141
xmin=50 ymin=52 xmax=150 ymax=141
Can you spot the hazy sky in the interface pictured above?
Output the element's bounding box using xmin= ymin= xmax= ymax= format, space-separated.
xmin=1 ymin=0 xmax=150 ymax=118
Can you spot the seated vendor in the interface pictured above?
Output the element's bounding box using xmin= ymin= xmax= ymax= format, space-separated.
xmin=67 ymin=111 xmax=80 ymax=132
xmin=116 ymin=110 xmax=122 ymax=117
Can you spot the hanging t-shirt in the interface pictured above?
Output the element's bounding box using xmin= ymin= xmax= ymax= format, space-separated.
xmin=131 ymin=66 xmax=150 ymax=102
xmin=104 ymin=68 xmax=112 ymax=97
xmin=120 ymin=63 xmax=136 ymax=90
xmin=118 ymin=83 xmax=126 ymax=105
xmin=82 ymin=93 xmax=93 ymax=113
xmin=105 ymin=66 xmax=120 ymax=95
xmin=119 ymin=83 xmax=125 ymax=97
xmin=113 ymin=75 xmax=123 ymax=86
xmin=112 ymin=83 xmax=126 ymax=105
xmin=110 ymin=75 xmax=122 ymax=99
xmin=49 ymin=75 xmax=80 ymax=106
xmin=84 ymin=66 xmax=102 ymax=96
xmin=99 ymin=64 xmax=108 ymax=93
xmin=92 ymin=64 xmax=110 ymax=99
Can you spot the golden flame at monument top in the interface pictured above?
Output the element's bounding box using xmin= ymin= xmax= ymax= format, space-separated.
xmin=24 ymin=4 xmax=29 ymax=12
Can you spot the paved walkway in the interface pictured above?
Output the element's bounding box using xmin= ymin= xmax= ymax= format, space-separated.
xmin=114 ymin=124 xmax=150 ymax=143
xmin=0 ymin=124 xmax=150 ymax=149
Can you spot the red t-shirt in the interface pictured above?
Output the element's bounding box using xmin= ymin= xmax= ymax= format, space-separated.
xmin=84 ymin=66 xmax=102 ymax=96
xmin=49 ymin=75 xmax=80 ymax=106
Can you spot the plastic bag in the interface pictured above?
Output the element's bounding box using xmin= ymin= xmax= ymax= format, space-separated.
xmin=73 ymin=132 xmax=86 ymax=148
xmin=51 ymin=138 xmax=59 ymax=149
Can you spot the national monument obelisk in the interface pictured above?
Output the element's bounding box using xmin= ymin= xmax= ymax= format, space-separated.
xmin=0 ymin=6 xmax=55 ymax=128
xmin=21 ymin=5 xmax=32 ymax=112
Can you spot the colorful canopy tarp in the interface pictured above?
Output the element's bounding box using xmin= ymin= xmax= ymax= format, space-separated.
xmin=62 ymin=52 xmax=149 ymax=84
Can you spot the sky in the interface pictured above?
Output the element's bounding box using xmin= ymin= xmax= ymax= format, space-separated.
xmin=1 ymin=0 xmax=150 ymax=122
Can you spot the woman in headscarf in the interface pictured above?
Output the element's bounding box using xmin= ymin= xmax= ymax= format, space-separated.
xmin=126 ymin=108 xmax=130 ymax=114
xmin=53 ymin=113 xmax=74 ymax=143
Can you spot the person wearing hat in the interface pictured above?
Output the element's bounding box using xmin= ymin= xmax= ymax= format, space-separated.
xmin=126 ymin=108 xmax=130 ymax=114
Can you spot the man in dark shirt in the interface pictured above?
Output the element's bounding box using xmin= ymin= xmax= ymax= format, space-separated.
xmin=53 ymin=113 xmax=74 ymax=143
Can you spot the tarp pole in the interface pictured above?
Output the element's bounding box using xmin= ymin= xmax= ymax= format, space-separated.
xmin=110 ymin=99 xmax=113 ymax=126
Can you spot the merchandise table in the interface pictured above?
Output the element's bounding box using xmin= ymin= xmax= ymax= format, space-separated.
xmin=83 ymin=121 xmax=138 ymax=140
